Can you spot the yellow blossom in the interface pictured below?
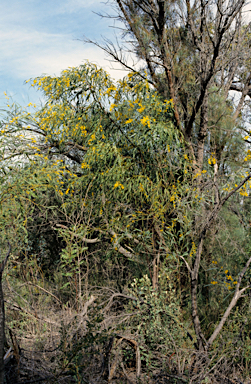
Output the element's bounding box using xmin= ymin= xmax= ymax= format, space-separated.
xmin=114 ymin=181 xmax=124 ymax=190
xmin=81 ymin=162 xmax=90 ymax=169
xmin=137 ymin=106 xmax=145 ymax=113
xmin=140 ymin=116 xmax=151 ymax=128
xmin=110 ymin=103 xmax=116 ymax=112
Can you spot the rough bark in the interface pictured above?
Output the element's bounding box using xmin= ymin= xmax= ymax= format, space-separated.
xmin=197 ymin=91 xmax=208 ymax=175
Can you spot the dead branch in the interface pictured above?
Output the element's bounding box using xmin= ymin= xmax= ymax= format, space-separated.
xmin=207 ymin=254 xmax=251 ymax=348
xmin=54 ymin=223 xmax=100 ymax=243
xmin=19 ymin=282 xmax=62 ymax=305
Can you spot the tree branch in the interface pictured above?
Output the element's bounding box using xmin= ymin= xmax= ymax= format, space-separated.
xmin=54 ymin=224 xmax=100 ymax=244
xmin=207 ymin=254 xmax=251 ymax=348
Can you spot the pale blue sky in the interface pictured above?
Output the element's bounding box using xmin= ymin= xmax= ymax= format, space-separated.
xmin=1 ymin=1 xmax=250 ymax=108
xmin=0 ymin=0 xmax=127 ymax=107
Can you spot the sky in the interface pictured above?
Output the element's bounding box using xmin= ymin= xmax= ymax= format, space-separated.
xmin=0 ymin=0 xmax=250 ymax=108
xmin=0 ymin=0 xmax=127 ymax=107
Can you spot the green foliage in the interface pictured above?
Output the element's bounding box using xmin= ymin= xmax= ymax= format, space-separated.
xmin=127 ymin=274 xmax=192 ymax=372
xmin=0 ymin=64 xmax=195 ymax=279
xmin=1 ymin=60 xmax=251 ymax=382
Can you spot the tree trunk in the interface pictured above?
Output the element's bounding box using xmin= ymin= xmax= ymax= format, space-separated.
xmin=197 ymin=91 xmax=208 ymax=176
xmin=191 ymin=238 xmax=206 ymax=351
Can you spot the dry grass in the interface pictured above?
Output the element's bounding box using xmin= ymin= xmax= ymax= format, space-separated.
xmin=2 ymin=272 xmax=251 ymax=384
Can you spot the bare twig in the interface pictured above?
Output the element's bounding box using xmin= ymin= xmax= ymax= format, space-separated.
xmin=207 ymin=254 xmax=251 ymax=348
xmin=54 ymin=224 xmax=100 ymax=244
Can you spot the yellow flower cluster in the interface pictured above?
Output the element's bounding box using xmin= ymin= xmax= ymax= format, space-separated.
xmin=105 ymin=85 xmax=116 ymax=96
xmin=193 ymin=170 xmax=207 ymax=179
xmin=239 ymin=184 xmax=248 ymax=197
xmin=110 ymin=103 xmax=116 ymax=112
xmin=244 ymin=149 xmax=251 ymax=162
xmin=189 ymin=242 xmax=196 ymax=257
xmin=208 ymin=156 xmax=216 ymax=165
xmin=114 ymin=181 xmax=124 ymax=190
xmin=88 ymin=133 xmax=96 ymax=145
xmin=140 ymin=116 xmax=151 ymax=128
xmin=136 ymin=101 xmax=145 ymax=113
xmin=81 ymin=162 xmax=90 ymax=169
xmin=164 ymin=99 xmax=173 ymax=110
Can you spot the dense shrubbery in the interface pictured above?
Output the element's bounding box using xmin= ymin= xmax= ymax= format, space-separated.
xmin=1 ymin=0 xmax=251 ymax=381
xmin=0 ymin=61 xmax=250 ymax=383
